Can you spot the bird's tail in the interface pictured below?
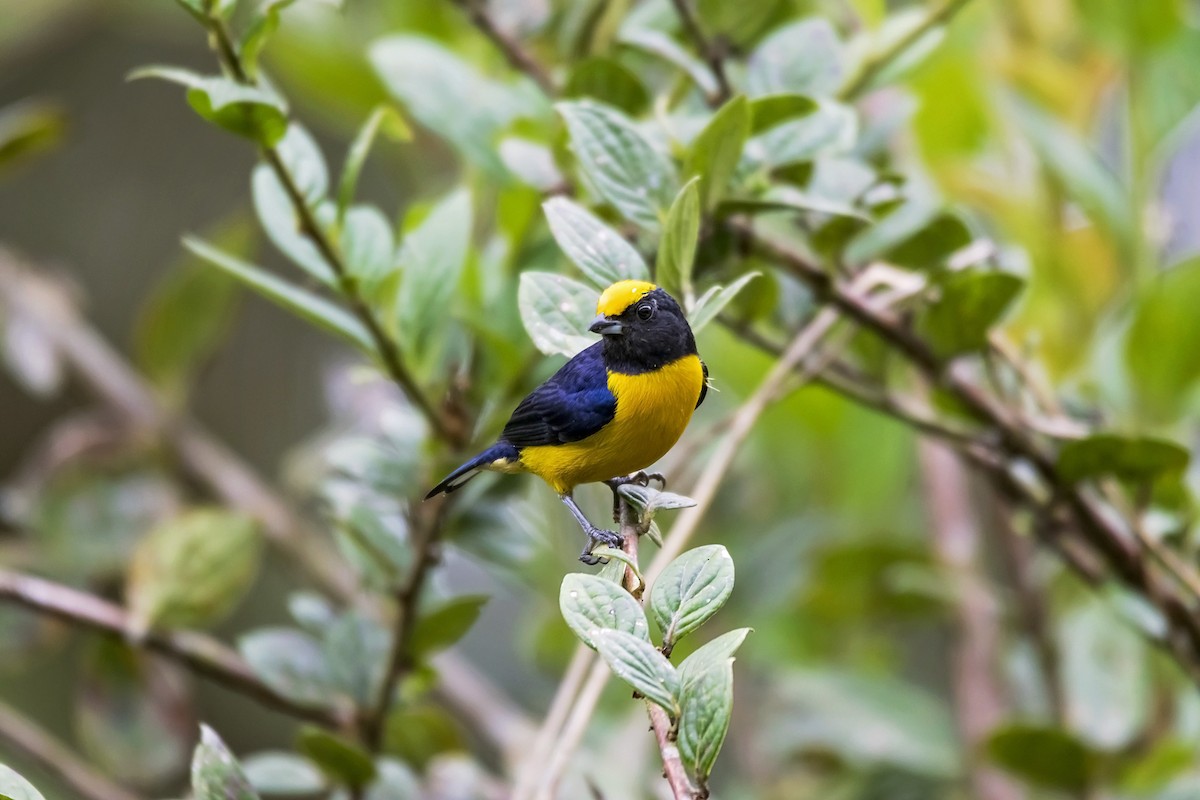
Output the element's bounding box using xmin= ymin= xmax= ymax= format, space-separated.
xmin=424 ymin=442 xmax=519 ymax=499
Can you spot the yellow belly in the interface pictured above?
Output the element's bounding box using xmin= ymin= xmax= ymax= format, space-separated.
xmin=518 ymin=355 xmax=705 ymax=494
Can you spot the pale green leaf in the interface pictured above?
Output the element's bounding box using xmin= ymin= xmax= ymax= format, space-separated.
xmin=0 ymin=764 xmax=47 ymax=800
xmin=560 ymin=572 xmax=651 ymax=649
xmin=592 ymin=629 xmax=681 ymax=714
xmin=679 ymin=628 xmax=752 ymax=690
xmin=192 ymin=724 xmax=261 ymax=800
xmin=518 ymin=271 xmax=597 ymax=357
xmin=238 ymin=628 xmax=334 ymax=706
xmin=410 ymin=595 xmax=489 ymax=659
xmin=687 ymin=272 xmax=760 ymax=332
xmin=129 ymin=66 xmax=287 ymax=145
xmin=243 ymin=751 xmax=326 ymax=796
xmin=684 ymin=96 xmax=750 ymax=210
xmin=650 ymin=545 xmax=735 ymax=649
xmin=342 ymin=204 xmax=396 ymax=294
xmin=617 ymin=29 xmax=718 ymax=98
xmin=337 ymin=105 xmax=411 ymax=223
xmin=746 ymin=19 xmax=845 ymax=97
xmin=543 ymin=196 xmax=650 ymax=287
xmin=677 ymin=658 xmax=734 ymax=784
xmin=296 ymin=726 xmax=376 ymax=789
xmin=184 ymin=236 xmax=374 ymax=352
xmin=657 ymin=178 xmax=700 ymax=300
xmin=396 ymin=188 xmax=473 ymax=344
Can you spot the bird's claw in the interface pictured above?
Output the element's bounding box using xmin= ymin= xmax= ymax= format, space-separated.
xmin=579 ymin=526 xmax=624 ymax=565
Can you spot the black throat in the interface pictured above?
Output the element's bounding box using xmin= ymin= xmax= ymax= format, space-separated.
xmin=602 ymin=317 xmax=697 ymax=375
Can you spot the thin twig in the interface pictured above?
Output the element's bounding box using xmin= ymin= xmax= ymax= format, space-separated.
xmin=448 ymin=0 xmax=557 ymax=95
xmin=0 ymin=568 xmax=350 ymax=729
xmin=667 ymin=0 xmax=732 ymax=105
xmin=838 ymin=0 xmax=977 ymax=100
xmin=204 ymin=16 xmax=459 ymax=447
xmin=0 ymin=698 xmax=145 ymax=800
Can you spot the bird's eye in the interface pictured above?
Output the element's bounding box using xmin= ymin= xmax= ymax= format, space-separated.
xmin=636 ymin=303 xmax=654 ymax=321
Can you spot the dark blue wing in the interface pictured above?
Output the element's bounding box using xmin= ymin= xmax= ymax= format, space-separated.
xmin=501 ymin=342 xmax=615 ymax=448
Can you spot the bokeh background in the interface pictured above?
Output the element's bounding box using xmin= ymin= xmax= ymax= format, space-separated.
xmin=4 ymin=1 xmax=1200 ymax=799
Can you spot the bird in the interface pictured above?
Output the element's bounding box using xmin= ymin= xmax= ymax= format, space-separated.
xmin=426 ymin=279 xmax=708 ymax=563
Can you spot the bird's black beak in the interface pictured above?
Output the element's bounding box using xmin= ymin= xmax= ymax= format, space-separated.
xmin=589 ymin=315 xmax=624 ymax=336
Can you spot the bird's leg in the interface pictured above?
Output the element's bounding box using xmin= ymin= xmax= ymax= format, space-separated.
xmin=604 ymin=471 xmax=668 ymax=522
xmin=561 ymin=493 xmax=622 ymax=565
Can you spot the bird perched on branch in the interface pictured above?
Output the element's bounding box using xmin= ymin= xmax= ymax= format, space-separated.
xmin=426 ymin=280 xmax=708 ymax=563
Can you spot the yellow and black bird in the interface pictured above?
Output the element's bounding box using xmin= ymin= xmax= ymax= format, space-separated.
xmin=426 ymin=279 xmax=707 ymax=563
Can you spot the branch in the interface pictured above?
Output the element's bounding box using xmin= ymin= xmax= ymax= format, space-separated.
xmin=0 ymin=699 xmax=144 ymax=800
xmin=203 ymin=16 xmax=460 ymax=447
xmin=362 ymin=496 xmax=448 ymax=750
xmin=838 ymin=0 xmax=976 ymax=100
xmin=0 ymin=568 xmax=350 ymax=729
xmin=918 ymin=441 xmax=1022 ymax=800
xmin=0 ymin=248 xmax=536 ymax=759
xmin=448 ymin=0 xmax=557 ymax=95
xmin=667 ymin=0 xmax=732 ymax=105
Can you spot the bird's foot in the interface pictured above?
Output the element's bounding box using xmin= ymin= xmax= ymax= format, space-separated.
xmin=605 ymin=472 xmax=667 ymax=521
xmin=579 ymin=526 xmax=624 ymax=566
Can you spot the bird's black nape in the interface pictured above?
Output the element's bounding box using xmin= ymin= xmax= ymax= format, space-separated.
xmin=601 ymin=288 xmax=697 ymax=375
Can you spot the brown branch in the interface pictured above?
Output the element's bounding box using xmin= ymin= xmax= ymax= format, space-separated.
xmin=667 ymin=0 xmax=732 ymax=105
xmin=0 ymin=698 xmax=145 ymax=800
xmin=204 ymin=17 xmax=460 ymax=447
xmin=919 ymin=441 xmax=1023 ymax=800
xmin=619 ymin=503 xmax=703 ymax=800
xmin=448 ymin=0 xmax=557 ymax=96
xmin=0 ymin=568 xmax=350 ymax=729
xmin=838 ymin=0 xmax=977 ymax=100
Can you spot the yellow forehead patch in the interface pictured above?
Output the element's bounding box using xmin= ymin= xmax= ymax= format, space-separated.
xmin=596 ymin=280 xmax=657 ymax=316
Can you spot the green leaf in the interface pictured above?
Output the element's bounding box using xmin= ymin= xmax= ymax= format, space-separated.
xmin=844 ymin=200 xmax=950 ymax=266
xmin=239 ymin=628 xmax=334 ymax=706
xmin=592 ymin=629 xmax=681 ymax=714
xmin=499 ymin=138 xmax=564 ymax=192
xmin=183 ymin=237 xmax=374 ymax=353
xmin=589 ymin=546 xmax=644 ymax=590
xmin=0 ymin=98 xmax=66 ymax=173
xmin=410 ymin=594 xmax=489 ymax=659
xmin=543 ymin=197 xmax=650 ymax=287
xmin=1057 ymin=434 xmax=1189 ymax=485
xmin=883 ymin=212 xmax=973 ymax=270
xmin=518 ymin=271 xmax=597 ymax=357
xmin=986 ymin=724 xmax=1093 ymax=793
xmin=677 ymin=658 xmax=734 ymax=785
xmin=684 ymin=96 xmax=750 ymax=211
xmin=617 ymin=29 xmax=718 ymax=98
xmin=556 ymin=100 xmax=677 ymax=229
xmin=565 ymin=57 xmax=649 ymax=115
xmin=336 ymin=106 xmax=411 ymax=224
xmin=251 ymin=164 xmax=333 ymax=284
xmin=742 ymin=101 xmax=858 ymax=170
xmin=678 ymin=628 xmax=752 ymax=690
xmin=134 ymin=220 xmax=246 ymax=403
xmin=1010 ymin=96 xmax=1133 ymax=249
xmin=396 ymin=188 xmax=473 ymax=345
xmin=1126 ymin=257 xmax=1200 ymax=422
xmin=129 ymin=66 xmax=287 ymax=146
xmin=688 ymin=272 xmax=761 ymax=332
xmin=560 ymin=572 xmax=651 ymax=649
xmin=657 ymin=179 xmax=701 ymax=300
xmin=748 ymin=93 xmax=818 ymax=134
xmin=240 ymin=0 xmax=296 ymax=78
xmin=917 ymin=270 xmax=1023 ymax=358
xmin=76 ymin=640 xmax=192 ymax=787
xmin=617 ymin=483 xmax=698 ymax=526
xmin=242 ymin=752 xmax=326 ymax=797
xmin=323 ymin=612 xmax=389 ymax=707
xmin=1059 ymin=598 xmax=1150 ymax=749
xmin=192 ymin=724 xmax=261 ymax=800
xmin=362 ymin=758 xmax=421 ymax=800
xmin=341 ymin=205 xmax=396 ymax=294
xmin=696 ymin=0 xmax=783 ymax=47
xmin=843 ymin=7 xmax=949 ymax=95
xmin=0 ymin=765 xmax=47 ymax=800
xmin=650 ymin=545 xmax=735 ymax=650
xmin=370 ymin=35 xmax=547 ymax=176
xmin=126 ymin=507 xmax=261 ymax=632
xmin=746 ymin=19 xmax=845 ymax=97
xmin=275 ymin=123 xmax=329 ymax=205
xmin=296 ymin=726 xmax=376 ymax=789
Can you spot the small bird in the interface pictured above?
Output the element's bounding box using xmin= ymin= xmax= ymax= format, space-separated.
xmin=426 ymin=279 xmax=708 ymax=563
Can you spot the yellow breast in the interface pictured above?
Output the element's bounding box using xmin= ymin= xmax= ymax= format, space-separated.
xmin=518 ymin=355 xmax=705 ymax=494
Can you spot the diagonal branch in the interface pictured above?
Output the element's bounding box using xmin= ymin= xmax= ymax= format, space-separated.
xmin=0 ymin=698 xmax=145 ymax=800
xmin=0 ymin=568 xmax=350 ymax=729
xmin=667 ymin=0 xmax=732 ymax=105
xmin=203 ymin=16 xmax=460 ymax=447
xmin=448 ymin=0 xmax=557 ymax=95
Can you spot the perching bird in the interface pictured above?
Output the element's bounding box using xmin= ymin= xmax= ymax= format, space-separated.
xmin=426 ymin=279 xmax=707 ymax=563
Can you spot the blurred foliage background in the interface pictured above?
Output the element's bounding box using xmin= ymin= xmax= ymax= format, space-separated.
xmin=3 ymin=0 xmax=1200 ymax=799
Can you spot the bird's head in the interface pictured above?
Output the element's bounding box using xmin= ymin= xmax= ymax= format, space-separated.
xmin=589 ymin=280 xmax=697 ymax=372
